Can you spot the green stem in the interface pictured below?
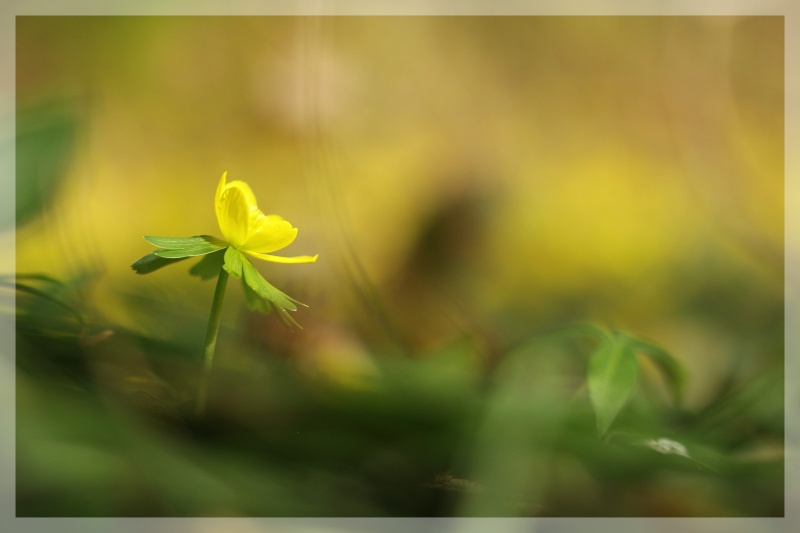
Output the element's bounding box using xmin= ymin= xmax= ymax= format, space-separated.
xmin=195 ymin=268 xmax=230 ymax=416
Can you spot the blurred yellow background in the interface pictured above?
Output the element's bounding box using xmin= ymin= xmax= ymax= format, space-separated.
xmin=15 ymin=16 xmax=783 ymax=406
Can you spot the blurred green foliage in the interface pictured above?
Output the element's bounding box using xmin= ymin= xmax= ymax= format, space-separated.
xmin=15 ymin=101 xmax=77 ymax=227
xmin=13 ymin=272 xmax=783 ymax=517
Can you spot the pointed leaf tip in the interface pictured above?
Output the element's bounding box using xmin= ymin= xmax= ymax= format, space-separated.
xmin=587 ymin=334 xmax=639 ymax=436
xmin=131 ymin=252 xmax=188 ymax=274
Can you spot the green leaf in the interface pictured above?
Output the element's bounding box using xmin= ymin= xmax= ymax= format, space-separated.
xmin=131 ymin=251 xmax=187 ymax=274
xmin=222 ymin=246 xmax=244 ymax=278
xmin=587 ymin=333 xmax=639 ymax=436
xmin=189 ymin=249 xmax=226 ymax=280
xmin=275 ymin=308 xmax=302 ymax=329
xmin=0 ymin=273 xmax=64 ymax=285
xmin=14 ymin=101 xmax=77 ymax=227
xmin=240 ymin=256 xmax=306 ymax=328
xmin=143 ymin=235 xmax=226 ymax=249
xmin=14 ymin=281 xmax=85 ymax=327
xmin=241 ymin=278 xmax=273 ymax=314
xmin=220 ymin=248 xmax=309 ymax=327
xmin=154 ymin=246 xmax=222 ymax=259
xmin=630 ymin=338 xmax=687 ymax=406
xmin=144 ymin=235 xmax=226 ymax=259
xmin=565 ymin=322 xmax=613 ymax=343
xmin=241 ymin=258 xmax=300 ymax=312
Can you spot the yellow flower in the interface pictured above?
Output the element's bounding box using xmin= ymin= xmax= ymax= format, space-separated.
xmin=215 ymin=172 xmax=318 ymax=264
xmin=133 ymin=171 xmax=317 ymax=334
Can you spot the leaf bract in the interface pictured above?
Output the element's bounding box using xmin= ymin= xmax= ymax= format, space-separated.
xmin=587 ymin=333 xmax=639 ymax=436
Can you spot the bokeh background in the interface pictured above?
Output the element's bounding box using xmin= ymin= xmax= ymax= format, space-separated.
xmin=13 ymin=16 xmax=784 ymax=518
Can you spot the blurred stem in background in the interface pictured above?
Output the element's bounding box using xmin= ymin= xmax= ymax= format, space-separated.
xmin=195 ymin=269 xmax=229 ymax=416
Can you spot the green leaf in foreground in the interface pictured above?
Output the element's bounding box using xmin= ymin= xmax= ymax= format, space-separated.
xmin=630 ymin=338 xmax=687 ymax=406
xmin=15 ymin=101 xmax=77 ymax=227
xmin=587 ymin=333 xmax=639 ymax=436
xmin=12 ymin=280 xmax=85 ymax=327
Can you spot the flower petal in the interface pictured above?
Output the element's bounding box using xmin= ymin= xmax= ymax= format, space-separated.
xmin=245 ymin=251 xmax=319 ymax=264
xmin=242 ymin=214 xmax=298 ymax=253
xmin=214 ymin=173 xmax=317 ymax=265
xmin=216 ymin=172 xmax=258 ymax=214
xmin=216 ymin=183 xmax=253 ymax=248
xmin=225 ymin=179 xmax=258 ymax=207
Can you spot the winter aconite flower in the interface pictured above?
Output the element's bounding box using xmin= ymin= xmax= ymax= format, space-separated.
xmin=215 ymin=172 xmax=318 ymax=265
xmin=133 ymin=171 xmax=318 ymax=415
xmin=132 ymin=172 xmax=317 ymax=328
